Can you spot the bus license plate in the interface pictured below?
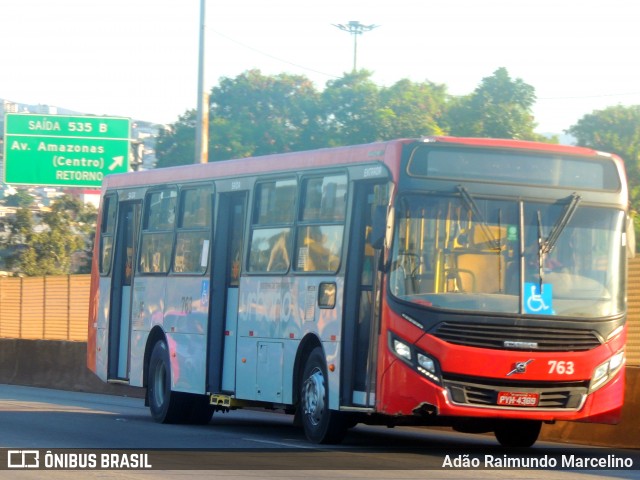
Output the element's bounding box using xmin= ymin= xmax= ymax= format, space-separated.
xmin=497 ymin=392 xmax=539 ymax=407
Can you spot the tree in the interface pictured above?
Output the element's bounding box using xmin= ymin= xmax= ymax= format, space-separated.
xmin=155 ymin=110 xmax=197 ymax=168
xmin=3 ymin=190 xmax=34 ymax=208
xmin=568 ymin=105 xmax=640 ymax=247
xmin=320 ymin=70 xmax=384 ymax=146
xmin=444 ymin=67 xmax=543 ymax=140
xmin=317 ymin=71 xmax=449 ymax=145
xmin=567 ymin=105 xmax=640 ymax=184
xmin=210 ymin=69 xmax=322 ymax=160
xmin=4 ymin=206 xmax=37 ymax=274
xmin=8 ymin=207 xmax=33 ymax=242
xmin=156 ymin=70 xmax=323 ymax=166
xmin=378 ymin=79 xmax=447 ymax=138
xmin=4 ymin=195 xmax=96 ymax=275
xmin=153 ymin=68 xmax=549 ymax=167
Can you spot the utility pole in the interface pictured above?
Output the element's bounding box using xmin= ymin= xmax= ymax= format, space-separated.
xmin=195 ymin=0 xmax=208 ymax=163
xmin=333 ymin=21 xmax=378 ymax=72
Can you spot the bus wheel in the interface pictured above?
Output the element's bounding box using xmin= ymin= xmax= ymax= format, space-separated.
xmin=300 ymin=347 xmax=347 ymax=444
xmin=185 ymin=394 xmax=214 ymax=425
xmin=494 ymin=420 xmax=542 ymax=448
xmin=148 ymin=340 xmax=186 ymax=424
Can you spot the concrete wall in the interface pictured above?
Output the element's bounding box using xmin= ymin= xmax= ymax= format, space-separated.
xmin=540 ymin=366 xmax=640 ymax=448
xmin=0 ymin=338 xmax=637 ymax=448
xmin=0 ymin=338 xmax=142 ymax=398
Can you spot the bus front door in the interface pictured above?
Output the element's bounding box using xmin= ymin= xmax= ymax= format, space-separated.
xmin=107 ymin=201 xmax=141 ymax=382
xmin=208 ymin=192 xmax=247 ymax=394
xmin=342 ymin=181 xmax=383 ymax=407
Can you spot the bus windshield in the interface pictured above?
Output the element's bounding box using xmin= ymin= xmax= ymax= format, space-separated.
xmin=389 ymin=193 xmax=625 ymax=318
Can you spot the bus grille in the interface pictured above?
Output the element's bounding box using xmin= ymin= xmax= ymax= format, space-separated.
xmin=432 ymin=322 xmax=602 ymax=351
xmin=443 ymin=374 xmax=588 ymax=410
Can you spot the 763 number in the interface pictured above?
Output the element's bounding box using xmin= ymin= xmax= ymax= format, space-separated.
xmin=548 ymin=360 xmax=575 ymax=375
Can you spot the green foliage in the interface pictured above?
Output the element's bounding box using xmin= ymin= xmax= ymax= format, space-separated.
xmin=155 ymin=110 xmax=197 ymax=168
xmin=3 ymin=195 xmax=97 ymax=276
xmin=152 ymin=68 xmax=574 ymax=170
xmin=155 ymin=69 xmax=453 ymax=167
xmin=4 ymin=190 xmax=34 ymax=208
xmin=567 ymin=105 xmax=640 ymax=250
xmin=9 ymin=207 xmax=33 ymax=239
xmin=210 ymin=70 xmax=322 ymax=160
xmin=320 ymin=70 xmax=384 ymax=145
xmin=567 ymin=105 xmax=640 ymax=183
xmin=379 ymin=79 xmax=447 ymax=138
xmin=444 ymin=68 xmax=543 ymax=140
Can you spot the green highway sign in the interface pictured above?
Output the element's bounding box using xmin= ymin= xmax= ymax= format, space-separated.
xmin=3 ymin=113 xmax=130 ymax=187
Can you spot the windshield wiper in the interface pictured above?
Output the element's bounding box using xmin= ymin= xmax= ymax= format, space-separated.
xmin=540 ymin=193 xmax=581 ymax=256
xmin=456 ymin=185 xmax=500 ymax=250
xmin=536 ymin=192 xmax=581 ymax=284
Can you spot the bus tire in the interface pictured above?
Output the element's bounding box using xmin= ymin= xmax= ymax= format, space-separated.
xmin=148 ymin=340 xmax=187 ymax=424
xmin=185 ymin=394 xmax=214 ymax=425
xmin=494 ymin=420 xmax=542 ymax=448
xmin=300 ymin=347 xmax=347 ymax=444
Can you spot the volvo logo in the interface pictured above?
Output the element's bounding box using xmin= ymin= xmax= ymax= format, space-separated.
xmin=507 ymin=359 xmax=534 ymax=376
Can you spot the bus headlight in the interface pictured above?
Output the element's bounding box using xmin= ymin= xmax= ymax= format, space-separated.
xmin=393 ymin=339 xmax=412 ymax=361
xmin=417 ymin=352 xmax=441 ymax=383
xmin=389 ymin=333 xmax=442 ymax=385
xmin=590 ymin=349 xmax=625 ymax=393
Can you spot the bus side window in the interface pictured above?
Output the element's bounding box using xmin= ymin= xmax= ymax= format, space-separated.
xmin=294 ymin=174 xmax=347 ymax=273
xmin=250 ymin=228 xmax=292 ymax=272
xmin=173 ymin=186 xmax=212 ymax=274
xmin=267 ymin=229 xmax=291 ymax=271
xmin=139 ymin=188 xmax=177 ymax=274
xmin=248 ymin=179 xmax=296 ymax=273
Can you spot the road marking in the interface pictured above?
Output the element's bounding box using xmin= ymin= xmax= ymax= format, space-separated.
xmin=0 ymin=400 xmax=112 ymax=415
xmin=242 ymin=438 xmax=316 ymax=449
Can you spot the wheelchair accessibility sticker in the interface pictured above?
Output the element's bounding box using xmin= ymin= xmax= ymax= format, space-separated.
xmin=524 ymin=282 xmax=554 ymax=315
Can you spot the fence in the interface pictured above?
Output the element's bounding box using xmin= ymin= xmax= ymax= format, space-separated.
xmin=0 ymin=275 xmax=90 ymax=341
xmin=0 ymin=261 xmax=639 ymax=364
xmin=627 ymin=257 xmax=640 ymax=365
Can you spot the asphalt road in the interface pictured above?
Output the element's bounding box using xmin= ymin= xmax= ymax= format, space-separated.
xmin=0 ymin=384 xmax=637 ymax=480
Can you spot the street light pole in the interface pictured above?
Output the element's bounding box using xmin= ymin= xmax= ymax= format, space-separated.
xmin=195 ymin=0 xmax=208 ymax=164
xmin=333 ymin=21 xmax=379 ymax=72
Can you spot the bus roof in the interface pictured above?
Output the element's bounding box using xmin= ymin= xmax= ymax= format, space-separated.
xmin=102 ymin=137 xmax=623 ymax=190
xmin=426 ymin=136 xmax=619 ymax=159
xmin=102 ymin=139 xmax=406 ymax=190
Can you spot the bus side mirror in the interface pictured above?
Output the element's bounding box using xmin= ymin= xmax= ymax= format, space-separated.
xmin=371 ymin=206 xmax=387 ymax=250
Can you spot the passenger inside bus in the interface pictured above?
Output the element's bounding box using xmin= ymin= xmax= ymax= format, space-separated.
xmin=267 ymin=231 xmax=291 ymax=271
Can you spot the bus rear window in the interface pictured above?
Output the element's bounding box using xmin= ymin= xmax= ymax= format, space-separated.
xmin=407 ymin=146 xmax=621 ymax=191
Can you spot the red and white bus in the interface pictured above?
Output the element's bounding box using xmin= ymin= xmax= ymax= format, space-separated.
xmin=88 ymin=137 xmax=633 ymax=447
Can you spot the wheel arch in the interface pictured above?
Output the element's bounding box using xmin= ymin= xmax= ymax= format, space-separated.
xmin=292 ymin=333 xmax=323 ymax=406
xmin=143 ymin=326 xmax=168 ymax=390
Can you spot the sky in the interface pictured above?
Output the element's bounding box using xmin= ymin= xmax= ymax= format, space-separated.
xmin=1 ymin=0 xmax=640 ymax=135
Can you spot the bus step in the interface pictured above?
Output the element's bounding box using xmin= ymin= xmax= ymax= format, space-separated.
xmin=210 ymin=394 xmax=234 ymax=408
xmin=107 ymin=379 xmax=130 ymax=385
xmin=340 ymin=406 xmax=375 ymax=413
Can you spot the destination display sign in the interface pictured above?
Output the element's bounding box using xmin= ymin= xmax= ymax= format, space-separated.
xmin=3 ymin=113 xmax=130 ymax=187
